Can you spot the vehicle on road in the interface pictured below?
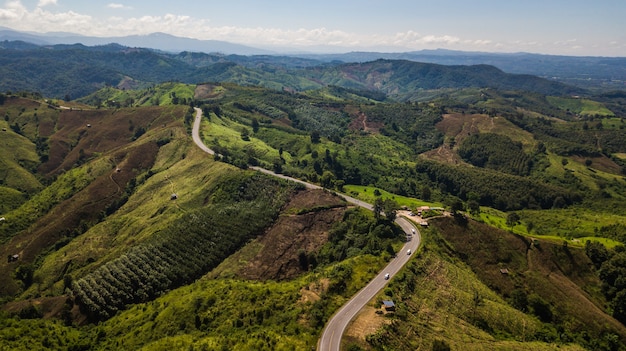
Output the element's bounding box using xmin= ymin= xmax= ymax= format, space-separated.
xmin=407 ymin=249 xmax=411 ymax=255
xmin=384 ymin=273 xmax=390 ymax=280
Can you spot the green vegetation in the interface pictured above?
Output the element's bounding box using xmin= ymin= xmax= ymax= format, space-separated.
xmin=458 ymin=133 xmax=534 ymax=176
xmin=415 ymin=159 xmax=580 ymax=211
xmin=363 ymin=218 xmax=626 ymax=350
xmin=73 ymin=172 xmax=298 ymax=320
xmin=547 ymin=96 xmax=615 ymax=117
xmin=585 ymin=241 xmax=626 ymax=326
xmin=1 ymin=47 xmax=626 ymax=351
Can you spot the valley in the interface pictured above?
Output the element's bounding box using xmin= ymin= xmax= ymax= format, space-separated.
xmin=0 ymin=41 xmax=626 ymax=350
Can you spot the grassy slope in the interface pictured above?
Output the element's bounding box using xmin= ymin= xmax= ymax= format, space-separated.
xmin=0 ymin=102 xmax=189 ymax=298
xmin=0 ymin=98 xmax=47 ymax=212
xmin=2 ymin=83 xmax=626 ymax=349
xmin=353 ymin=217 xmax=624 ymax=350
xmin=547 ymin=96 xmax=615 ymax=117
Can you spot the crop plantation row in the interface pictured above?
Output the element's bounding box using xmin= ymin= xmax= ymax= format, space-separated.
xmin=72 ymin=173 xmax=298 ymax=320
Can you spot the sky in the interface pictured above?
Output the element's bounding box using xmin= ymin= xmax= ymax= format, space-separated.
xmin=1 ymin=0 xmax=625 ymax=56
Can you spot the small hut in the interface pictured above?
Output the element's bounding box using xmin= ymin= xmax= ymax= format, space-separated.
xmin=382 ymin=300 xmax=396 ymax=312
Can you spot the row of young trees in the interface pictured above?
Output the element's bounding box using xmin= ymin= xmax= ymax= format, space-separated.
xmin=457 ymin=133 xmax=534 ymax=176
xmin=415 ymin=159 xmax=580 ymax=211
xmin=73 ymin=173 xmax=297 ymax=320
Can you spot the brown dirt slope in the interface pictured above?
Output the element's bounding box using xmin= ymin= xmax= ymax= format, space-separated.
xmin=40 ymin=106 xmax=184 ymax=175
xmin=0 ymin=105 xmax=186 ymax=297
xmin=219 ymin=189 xmax=347 ymax=281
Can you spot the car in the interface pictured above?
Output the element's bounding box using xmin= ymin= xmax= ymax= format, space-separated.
xmin=411 ymin=228 xmax=416 ymax=234
xmin=384 ymin=273 xmax=390 ymax=280
xmin=407 ymin=249 xmax=411 ymax=255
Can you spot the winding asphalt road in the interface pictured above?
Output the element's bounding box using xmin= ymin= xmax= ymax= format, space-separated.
xmin=192 ymin=107 xmax=422 ymax=351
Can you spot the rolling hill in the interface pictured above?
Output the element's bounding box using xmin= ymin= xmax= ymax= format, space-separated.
xmin=0 ymin=41 xmax=587 ymax=100
xmin=0 ymin=52 xmax=625 ymax=350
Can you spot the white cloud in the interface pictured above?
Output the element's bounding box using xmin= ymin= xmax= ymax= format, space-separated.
xmin=0 ymin=2 xmax=489 ymax=51
xmin=37 ymin=0 xmax=57 ymax=7
xmin=0 ymin=2 xmax=502 ymax=52
xmin=10 ymin=1 xmax=606 ymax=54
xmin=416 ymin=35 xmax=460 ymax=45
xmin=107 ymin=3 xmax=132 ymax=10
xmin=0 ymin=1 xmax=26 ymax=20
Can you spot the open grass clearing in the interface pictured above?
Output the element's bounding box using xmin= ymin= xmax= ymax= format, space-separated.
xmin=342 ymin=184 xmax=441 ymax=209
xmin=547 ymin=96 xmax=614 ymax=117
xmin=478 ymin=206 xmax=624 ymax=248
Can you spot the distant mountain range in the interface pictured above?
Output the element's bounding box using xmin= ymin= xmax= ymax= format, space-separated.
xmin=0 ymin=27 xmax=271 ymax=55
xmin=2 ymin=27 xmax=626 ymax=93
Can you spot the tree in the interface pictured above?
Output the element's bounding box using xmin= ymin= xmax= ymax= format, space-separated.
xmin=510 ymin=288 xmax=528 ymax=312
xmin=382 ymin=199 xmax=398 ymax=222
xmin=373 ymin=198 xmax=384 ymax=222
xmin=611 ymin=289 xmax=626 ymax=324
xmin=528 ymin=294 xmax=553 ymax=322
xmin=448 ymin=198 xmax=463 ymax=215
xmin=14 ymin=264 xmax=34 ymax=288
xmin=585 ymin=241 xmax=610 ymax=269
xmin=251 ymin=118 xmax=259 ymax=133
xmin=467 ymin=199 xmax=480 ymax=216
xmin=471 ymin=290 xmax=484 ymax=318
xmin=552 ymin=196 xmax=567 ymax=209
xmin=421 ymin=186 xmax=432 ymax=201
xmin=506 ymin=212 xmax=520 ymax=227
xmin=240 ymin=127 xmax=250 ymax=141
xmin=432 ymin=340 xmax=451 ymax=351
xmin=272 ymin=159 xmax=283 ymax=174
xmin=526 ymin=221 xmax=535 ymax=233
xmin=310 ymin=130 xmax=321 ymax=143
xmin=320 ymin=171 xmax=335 ymax=188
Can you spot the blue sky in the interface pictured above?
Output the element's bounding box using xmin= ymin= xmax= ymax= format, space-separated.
xmin=1 ymin=0 xmax=625 ymax=56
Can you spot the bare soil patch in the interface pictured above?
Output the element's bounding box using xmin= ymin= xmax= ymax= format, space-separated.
xmin=40 ymin=106 xmax=181 ymax=175
xmin=237 ymin=189 xmax=347 ymax=281
xmin=345 ymin=106 xmax=382 ymax=133
xmin=345 ymin=306 xmax=389 ymax=342
xmin=436 ymin=113 xmax=490 ymax=142
xmin=571 ymin=154 xmax=623 ymax=175
xmin=2 ymin=296 xmax=69 ymax=319
xmin=194 ymin=84 xmax=224 ymax=100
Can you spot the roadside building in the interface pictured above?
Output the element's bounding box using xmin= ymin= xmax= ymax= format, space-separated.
xmin=382 ymin=300 xmax=396 ymax=312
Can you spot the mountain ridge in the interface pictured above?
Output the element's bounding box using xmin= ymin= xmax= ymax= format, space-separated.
xmin=0 ymin=41 xmax=586 ymax=100
xmin=2 ymin=26 xmax=625 ymax=92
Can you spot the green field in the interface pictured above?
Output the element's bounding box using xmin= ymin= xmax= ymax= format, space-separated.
xmin=547 ymin=96 xmax=615 ymax=116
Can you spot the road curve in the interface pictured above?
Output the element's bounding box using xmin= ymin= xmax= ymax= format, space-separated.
xmin=192 ymin=107 xmax=215 ymax=155
xmin=318 ymin=216 xmax=420 ymax=351
xmin=191 ymin=107 xmax=421 ymax=351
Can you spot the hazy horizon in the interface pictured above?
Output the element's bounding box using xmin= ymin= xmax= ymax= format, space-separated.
xmin=1 ymin=0 xmax=625 ymax=56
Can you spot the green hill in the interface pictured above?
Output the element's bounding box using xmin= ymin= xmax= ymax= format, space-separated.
xmin=355 ymin=216 xmax=624 ymax=351
xmin=0 ymin=42 xmax=586 ymax=100
xmin=0 ymin=73 xmax=625 ymax=350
